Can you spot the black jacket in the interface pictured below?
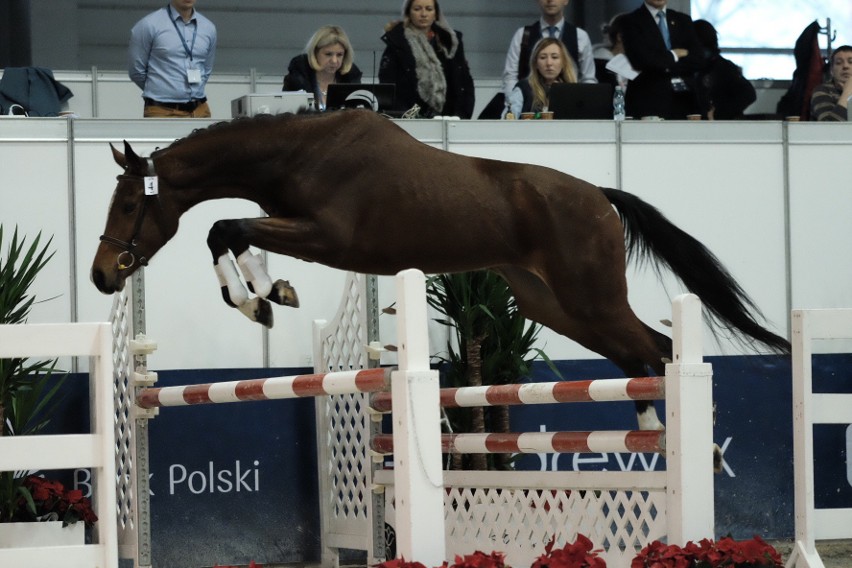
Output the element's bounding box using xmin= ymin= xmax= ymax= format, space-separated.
xmin=697 ymin=53 xmax=756 ymax=119
xmin=379 ymin=22 xmax=475 ymax=118
xmin=621 ymin=6 xmax=706 ymax=119
xmin=0 ymin=67 xmax=73 ymax=116
xmin=282 ymin=54 xmax=363 ymax=110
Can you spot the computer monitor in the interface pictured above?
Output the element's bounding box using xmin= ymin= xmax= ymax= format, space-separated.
xmin=548 ymin=83 xmax=614 ymax=120
xmin=325 ymin=83 xmax=396 ymax=112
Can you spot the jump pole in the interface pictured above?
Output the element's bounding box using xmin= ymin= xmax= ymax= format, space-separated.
xmin=390 ymin=269 xmax=446 ymax=565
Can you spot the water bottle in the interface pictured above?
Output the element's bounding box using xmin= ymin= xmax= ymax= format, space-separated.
xmin=613 ymin=85 xmax=625 ymax=121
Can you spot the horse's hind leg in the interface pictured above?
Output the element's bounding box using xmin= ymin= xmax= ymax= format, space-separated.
xmin=494 ymin=266 xmax=668 ymax=431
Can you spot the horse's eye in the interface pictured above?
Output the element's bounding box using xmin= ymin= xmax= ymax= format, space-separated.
xmin=123 ymin=202 xmax=137 ymax=215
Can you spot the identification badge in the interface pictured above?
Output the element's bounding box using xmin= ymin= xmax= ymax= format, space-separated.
xmin=187 ymin=66 xmax=202 ymax=84
xmin=144 ymin=176 xmax=159 ymax=196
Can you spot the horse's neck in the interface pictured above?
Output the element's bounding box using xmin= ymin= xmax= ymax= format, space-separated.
xmin=158 ymin=140 xmax=279 ymax=212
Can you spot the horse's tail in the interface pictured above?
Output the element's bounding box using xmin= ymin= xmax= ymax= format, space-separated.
xmin=601 ymin=187 xmax=791 ymax=354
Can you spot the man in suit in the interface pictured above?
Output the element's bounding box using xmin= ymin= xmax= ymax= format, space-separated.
xmin=501 ymin=0 xmax=597 ymax=98
xmin=621 ymin=0 xmax=706 ymax=119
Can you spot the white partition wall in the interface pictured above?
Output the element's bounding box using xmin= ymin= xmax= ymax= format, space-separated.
xmin=787 ymin=123 xmax=852 ymax=312
xmin=620 ymin=121 xmax=789 ymax=354
xmin=0 ymin=119 xmax=74 ymax=325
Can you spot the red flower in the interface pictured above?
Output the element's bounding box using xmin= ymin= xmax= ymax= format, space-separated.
xmin=449 ymin=551 xmax=506 ymax=568
xmin=533 ymin=535 xmax=606 ymax=568
xmin=14 ymin=475 xmax=98 ymax=528
xmin=374 ymin=557 xmax=430 ymax=568
xmin=632 ymin=537 xmax=782 ymax=567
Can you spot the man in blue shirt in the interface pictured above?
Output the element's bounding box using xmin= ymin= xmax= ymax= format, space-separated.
xmin=128 ymin=0 xmax=217 ymax=117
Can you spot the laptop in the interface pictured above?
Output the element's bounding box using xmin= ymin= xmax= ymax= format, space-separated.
xmin=326 ymin=83 xmax=396 ymax=112
xmin=548 ymin=83 xmax=614 ymax=120
xmin=230 ymin=93 xmax=314 ymax=118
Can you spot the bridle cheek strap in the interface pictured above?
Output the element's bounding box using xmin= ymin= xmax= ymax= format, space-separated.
xmin=99 ymin=173 xmax=155 ymax=270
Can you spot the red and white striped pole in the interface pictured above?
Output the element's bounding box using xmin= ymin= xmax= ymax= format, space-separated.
xmin=135 ymin=367 xmax=390 ymax=409
xmin=369 ymin=376 xmax=664 ymax=413
xmin=372 ymin=430 xmax=666 ymax=455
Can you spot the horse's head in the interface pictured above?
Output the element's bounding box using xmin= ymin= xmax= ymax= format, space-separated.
xmin=91 ymin=141 xmax=180 ymax=294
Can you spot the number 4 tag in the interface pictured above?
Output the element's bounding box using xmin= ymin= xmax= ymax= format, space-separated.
xmin=144 ymin=176 xmax=159 ymax=196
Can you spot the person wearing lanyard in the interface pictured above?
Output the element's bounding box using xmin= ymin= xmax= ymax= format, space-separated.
xmin=128 ymin=0 xmax=217 ymax=117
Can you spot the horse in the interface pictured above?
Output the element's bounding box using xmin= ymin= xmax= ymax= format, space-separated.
xmin=91 ymin=109 xmax=790 ymax=433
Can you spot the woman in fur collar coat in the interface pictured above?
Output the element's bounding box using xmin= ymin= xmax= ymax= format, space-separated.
xmin=379 ymin=0 xmax=475 ymax=118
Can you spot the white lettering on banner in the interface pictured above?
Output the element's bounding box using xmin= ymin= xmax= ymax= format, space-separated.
xmin=847 ymin=425 xmax=852 ymax=488
xmin=719 ymin=437 xmax=735 ymax=477
xmin=169 ymin=460 xmax=261 ymax=495
xmin=73 ymin=469 xmax=156 ymax=497
xmin=74 ymin=469 xmax=92 ymax=497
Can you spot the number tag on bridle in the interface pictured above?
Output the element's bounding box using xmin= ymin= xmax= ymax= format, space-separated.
xmin=144 ymin=176 xmax=159 ymax=196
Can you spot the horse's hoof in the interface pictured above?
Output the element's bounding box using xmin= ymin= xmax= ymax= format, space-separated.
xmin=269 ymin=279 xmax=299 ymax=308
xmin=713 ymin=443 xmax=723 ymax=474
xmin=238 ymin=297 xmax=274 ymax=328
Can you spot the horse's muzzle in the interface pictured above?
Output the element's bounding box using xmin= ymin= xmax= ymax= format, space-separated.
xmin=91 ymin=266 xmax=125 ymax=294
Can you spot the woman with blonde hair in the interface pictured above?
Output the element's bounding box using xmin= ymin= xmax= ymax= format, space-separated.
xmin=378 ymin=0 xmax=475 ymax=118
xmin=506 ymin=37 xmax=577 ymax=118
xmin=283 ymin=25 xmax=362 ymax=111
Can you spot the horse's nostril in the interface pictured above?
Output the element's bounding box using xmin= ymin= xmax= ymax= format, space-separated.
xmin=92 ymin=268 xmax=106 ymax=291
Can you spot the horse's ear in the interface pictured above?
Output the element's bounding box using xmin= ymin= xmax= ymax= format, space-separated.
xmin=110 ymin=143 xmax=126 ymax=169
xmin=121 ymin=140 xmax=147 ymax=174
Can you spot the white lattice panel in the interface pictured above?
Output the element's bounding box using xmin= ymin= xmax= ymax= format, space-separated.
xmin=444 ymin=486 xmax=665 ymax=568
xmin=314 ymin=273 xmax=374 ymax=556
xmin=111 ymin=290 xmax=136 ymax=537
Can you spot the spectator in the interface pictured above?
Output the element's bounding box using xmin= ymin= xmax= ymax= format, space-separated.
xmin=283 ymin=25 xmax=362 ymax=111
xmin=502 ymin=0 xmax=596 ymax=99
xmin=621 ymin=0 xmax=706 ymax=119
xmin=693 ymin=19 xmax=756 ymax=120
xmin=379 ymin=0 xmax=475 ymax=118
xmin=128 ymin=0 xmax=216 ymax=118
xmin=810 ymin=45 xmax=852 ymax=121
xmin=505 ymin=38 xmax=577 ymax=118
xmin=593 ymin=13 xmax=634 ymax=89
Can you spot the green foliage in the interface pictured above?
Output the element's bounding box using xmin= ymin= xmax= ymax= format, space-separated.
xmin=426 ymin=271 xmax=557 ymax=388
xmin=0 ymin=225 xmax=66 ymax=523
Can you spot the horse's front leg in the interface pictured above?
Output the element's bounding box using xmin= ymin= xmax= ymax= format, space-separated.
xmin=206 ymin=219 xmax=299 ymax=328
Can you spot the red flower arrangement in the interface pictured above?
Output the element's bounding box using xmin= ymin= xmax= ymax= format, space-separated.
xmin=13 ymin=475 xmax=98 ymax=528
xmin=532 ymin=535 xmax=606 ymax=568
xmin=373 ymin=535 xmax=783 ymax=568
xmin=631 ymin=537 xmax=783 ymax=568
xmin=375 ymin=536 xmax=604 ymax=568
xmin=376 ymin=551 xmax=507 ymax=568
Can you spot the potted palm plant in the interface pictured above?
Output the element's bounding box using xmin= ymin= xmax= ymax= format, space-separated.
xmin=0 ymin=225 xmax=91 ymax=546
xmin=426 ymin=270 xmax=556 ymax=470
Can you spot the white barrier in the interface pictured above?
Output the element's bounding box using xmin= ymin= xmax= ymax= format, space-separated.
xmin=314 ymin=272 xmax=715 ymax=568
xmin=0 ymin=322 xmax=118 ymax=568
xmin=787 ymin=308 xmax=852 ymax=568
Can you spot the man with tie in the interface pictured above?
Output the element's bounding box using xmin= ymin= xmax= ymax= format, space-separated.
xmin=621 ymin=0 xmax=706 ymax=119
xmin=501 ymin=0 xmax=597 ymax=98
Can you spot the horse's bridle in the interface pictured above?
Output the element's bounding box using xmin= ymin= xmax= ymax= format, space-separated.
xmin=99 ymin=160 xmax=159 ymax=270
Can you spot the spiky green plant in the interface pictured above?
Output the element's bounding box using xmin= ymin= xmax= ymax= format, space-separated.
xmin=426 ymin=271 xmax=558 ymax=470
xmin=0 ymin=225 xmax=66 ymax=523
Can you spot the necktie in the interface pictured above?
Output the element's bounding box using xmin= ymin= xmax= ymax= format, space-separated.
xmin=657 ymin=12 xmax=671 ymax=50
xmin=547 ymin=25 xmax=558 ymax=38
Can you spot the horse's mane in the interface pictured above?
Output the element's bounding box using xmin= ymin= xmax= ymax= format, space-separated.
xmin=152 ymin=109 xmax=328 ymax=157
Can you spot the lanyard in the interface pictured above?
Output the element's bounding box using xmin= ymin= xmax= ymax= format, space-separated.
xmin=167 ymin=4 xmax=197 ymax=61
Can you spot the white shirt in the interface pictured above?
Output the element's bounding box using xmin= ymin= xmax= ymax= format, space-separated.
xmin=502 ymin=17 xmax=597 ymax=97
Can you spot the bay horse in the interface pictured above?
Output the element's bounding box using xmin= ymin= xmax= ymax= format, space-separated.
xmin=91 ymin=109 xmax=790 ymax=432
